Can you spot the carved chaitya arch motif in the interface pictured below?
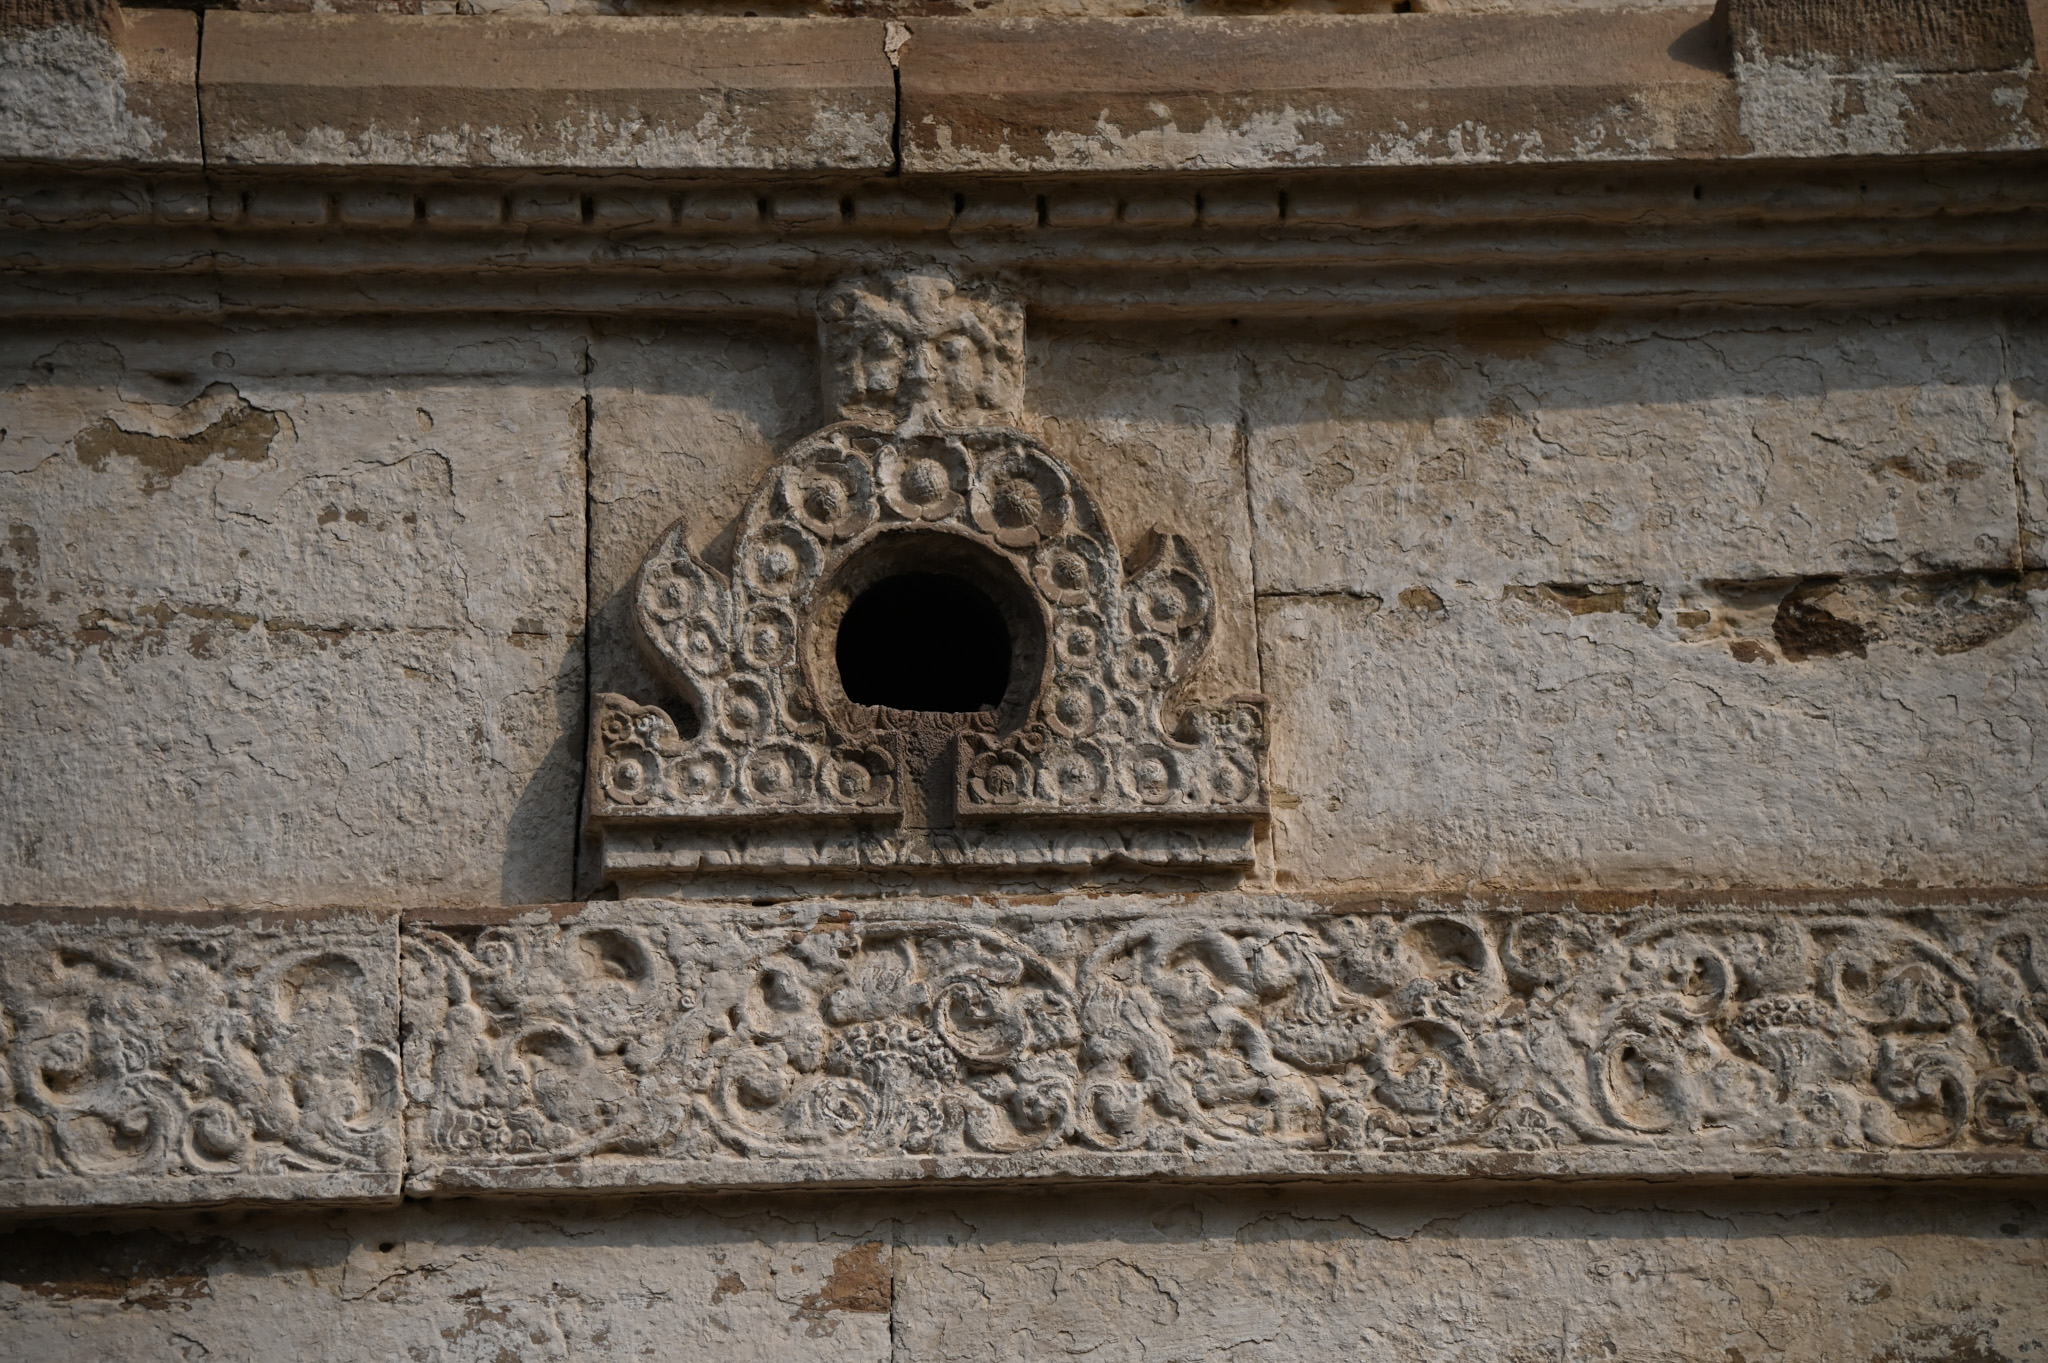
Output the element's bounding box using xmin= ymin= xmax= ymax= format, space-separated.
xmin=588 ymin=271 xmax=1268 ymax=894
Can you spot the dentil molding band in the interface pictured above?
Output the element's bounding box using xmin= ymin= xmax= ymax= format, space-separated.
xmin=4 ymin=893 xmax=2046 ymax=1212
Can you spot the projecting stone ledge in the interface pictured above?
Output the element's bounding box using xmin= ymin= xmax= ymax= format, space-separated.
xmin=400 ymin=892 xmax=2048 ymax=1197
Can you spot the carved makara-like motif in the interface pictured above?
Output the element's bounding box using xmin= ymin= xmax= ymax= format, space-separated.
xmin=588 ymin=270 xmax=1266 ymax=885
xmin=0 ymin=914 xmax=401 ymax=1198
xmin=403 ymin=902 xmax=2048 ymax=1184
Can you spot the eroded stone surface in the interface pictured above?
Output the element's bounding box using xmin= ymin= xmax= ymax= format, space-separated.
xmin=0 ymin=908 xmax=402 ymax=1212
xmin=0 ymin=324 xmax=586 ymax=908
xmin=0 ymin=9 xmax=199 ymax=167
xmin=3 ymin=1186 xmax=2044 ymax=1362
xmin=899 ymin=11 xmax=1740 ymax=174
xmin=1244 ymin=311 xmax=2026 ymax=598
xmin=199 ymin=14 xmax=894 ymax=171
xmin=1259 ymin=582 xmax=2048 ymax=891
xmin=401 ymin=894 xmax=2048 ymax=1196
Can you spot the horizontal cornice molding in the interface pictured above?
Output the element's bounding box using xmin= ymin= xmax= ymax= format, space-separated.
xmin=3 ymin=158 xmax=2045 ymax=320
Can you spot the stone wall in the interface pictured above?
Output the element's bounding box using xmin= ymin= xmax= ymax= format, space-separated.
xmin=3 ymin=1 xmax=2046 ymax=1358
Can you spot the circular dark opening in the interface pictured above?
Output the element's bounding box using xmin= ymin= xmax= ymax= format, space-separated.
xmin=835 ymin=571 xmax=1012 ymax=712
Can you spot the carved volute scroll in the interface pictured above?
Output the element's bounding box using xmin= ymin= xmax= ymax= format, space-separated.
xmin=589 ymin=270 xmax=1267 ymax=894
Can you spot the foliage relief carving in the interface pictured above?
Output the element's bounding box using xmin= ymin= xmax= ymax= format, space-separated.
xmin=402 ymin=903 xmax=2048 ymax=1178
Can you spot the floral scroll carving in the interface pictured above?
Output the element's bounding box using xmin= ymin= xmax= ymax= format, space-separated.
xmin=588 ymin=270 xmax=1267 ymax=894
xmin=402 ymin=898 xmax=2048 ymax=1192
xmin=0 ymin=912 xmax=401 ymax=1209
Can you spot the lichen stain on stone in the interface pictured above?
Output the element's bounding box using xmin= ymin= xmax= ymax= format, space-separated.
xmin=72 ymin=385 xmax=280 ymax=493
xmin=794 ymin=1240 xmax=891 ymax=1333
xmin=0 ymin=1227 xmax=229 ymax=1311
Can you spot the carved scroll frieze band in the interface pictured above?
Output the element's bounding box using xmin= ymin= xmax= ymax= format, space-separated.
xmin=0 ymin=911 xmax=403 ymax=1212
xmin=401 ymin=896 xmax=2048 ymax=1196
xmin=4 ymin=897 xmax=2045 ymax=1212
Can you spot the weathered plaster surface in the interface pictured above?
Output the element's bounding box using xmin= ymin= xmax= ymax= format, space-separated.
xmin=1260 ymin=582 xmax=2047 ymax=890
xmin=0 ymin=11 xmax=198 ymax=167
xmin=2 ymin=1186 xmax=2043 ymax=1361
xmin=1244 ymin=310 xmax=2027 ymax=596
xmin=0 ymin=324 xmax=586 ymax=908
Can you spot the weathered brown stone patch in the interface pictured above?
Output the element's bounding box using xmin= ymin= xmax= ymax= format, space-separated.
xmin=73 ymin=390 xmax=279 ymax=493
xmin=0 ymin=1227 xmax=230 ymax=1310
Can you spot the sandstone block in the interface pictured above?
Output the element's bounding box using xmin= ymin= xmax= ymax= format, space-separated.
xmin=0 ymin=6 xmax=199 ymax=167
xmin=402 ymin=893 xmax=2048 ymax=1199
xmin=0 ymin=324 xmax=586 ymax=908
xmin=899 ymin=10 xmax=1737 ymax=175
xmin=1258 ymin=581 xmax=2048 ymax=890
xmin=1 ymin=1187 xmax=2043 ymax=1361
xmin=890 ymin=1185 xmax=2048 ymax=1362
xmin=1244 ymin=311 xmax=2024 ymax=597
xmin=199 ymin=15 xmax=894 ymax=172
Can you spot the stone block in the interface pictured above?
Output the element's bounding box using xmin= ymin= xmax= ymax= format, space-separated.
xmin=678 ymin=187 xmax=763 ymax=230
xmin=890 ymin=1185 xmax=2048 ymax=1362
xmin=199 ymin=15 xmax=894 ymax=172
xmin=0 ymin=6 xmax=200 ymax=167
xmin=0 ymin=1201 xmax=899 ymax=1360
xmin=0 ymin=323 xmax=586 ymax=908
xmin=335 ymin=187 xmax=414 ymax=227
xmin=591 ymin=191 xmax=671 ymax=229
xmin=422 ymin=189 xmax=501 ymax=229
xmin=1257 ymin=582 xmax=2048 ymax=890
xmin=400 ymin=892 xmax=2048 ymax=1198
xmin=1 ymin=1187 xmax=2044 ymax=1360
xmin=1243 ymin=311 xmax=2024 ymax=597
xmin=1726 ymin=0 xmax=2036 ymax=72
xmin=2011 ymin=307 xmax=2048 ymax=569
xmin=510 ymin=187 xmax=580 ymax=227
xmin=0 ymin=906 xmax=402 ymax=1212
xmin=899 ymin=10 xmax=1738 ymax=174
xmin=244 ymin=185 xmax=328 ymax=227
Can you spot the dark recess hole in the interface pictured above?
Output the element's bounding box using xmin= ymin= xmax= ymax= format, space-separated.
xmin=836 ymin=572 xmax=1012 ymax=712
